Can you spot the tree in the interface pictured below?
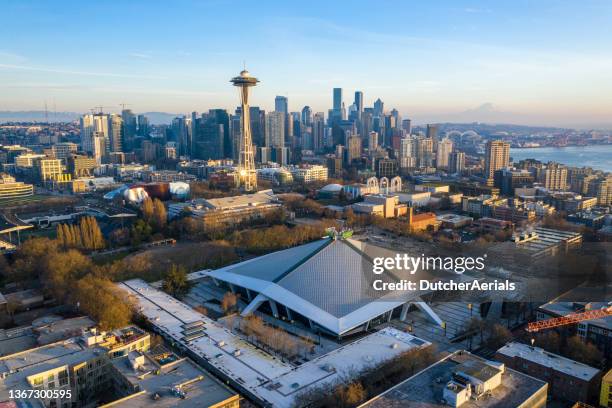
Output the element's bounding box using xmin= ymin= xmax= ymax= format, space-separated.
xmin=487 ymin=323 xmax=512 ymax=349
xmin=161 ymin=264 xmax=190 ymax=298
xmin=73 ymin=275 xmax=132 ymax=330
xmin=79 ymin=216 xmax=105 ymax=250
xmin=535 ymin=331 xmax=561 ymax=354
xmin=11 ymin=237 xmax=60 ymax=280
xmin=221 ymin=292 xmax=239 ymax=314
xmin=152 ymin=198 xmax=167 ymax=231
xmin=141 ymin=198 xmax=154 ymax=222
xmin=565 ymin=335 xmax=603 ymax=367
xmin=335 ymin=382 xmax=366 ymax=408
xmin=131 ymin=219 xmax=152 ymax=246
xmin=42 ymin=249 xmax=93 ymax=301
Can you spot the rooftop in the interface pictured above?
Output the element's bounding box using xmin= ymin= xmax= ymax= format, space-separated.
xmin=496 ymin=342 xmax=600 ymax=381
xmin=120 ymin=279 xmax=431 ymax=408
xmin=205 ymin=237 xmax=440 ymax=335
xmin=360 ymin=351 xmax=548 ymax=408
xmin=108 ymin=354 xmax=238 ymax=408
xmin=197 ymin=189 xmax=278 ymax=210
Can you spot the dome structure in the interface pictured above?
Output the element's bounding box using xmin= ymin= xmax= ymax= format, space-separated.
xmin=320 ymin=183 xmax=343 ymax=193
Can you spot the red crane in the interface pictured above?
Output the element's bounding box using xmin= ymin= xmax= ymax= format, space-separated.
xmin=526 ymin=306 xmax=612 ymax=333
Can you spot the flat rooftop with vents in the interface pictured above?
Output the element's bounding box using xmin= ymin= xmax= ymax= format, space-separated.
xmin=360 ymin=350 xmax=548 ymax=408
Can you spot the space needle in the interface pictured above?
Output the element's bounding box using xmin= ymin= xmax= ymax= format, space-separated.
xmin=231 ymin=69 xmax=259 ymax=192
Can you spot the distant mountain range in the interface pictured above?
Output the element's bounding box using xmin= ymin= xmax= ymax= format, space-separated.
xmin=0 ymin=111 xmax=179 ymax=125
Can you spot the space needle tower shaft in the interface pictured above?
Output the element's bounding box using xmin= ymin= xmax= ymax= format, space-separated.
xmin=230 ymin=69 xmax=259 ymax=192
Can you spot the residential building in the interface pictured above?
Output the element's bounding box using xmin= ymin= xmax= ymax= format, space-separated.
xmin=265 ymin=111 xmax=285 ymax=148
xmin=436 ymin=138 xmax=453 ymax=169
xmin=484 ymin=140 xmax=510 ymax=184
xmin=449 ymin=151 xmax=466 ymax=174
xmin=0 ymin=326 xmax=150 ymax=408
xmin=496 ymin=342 xmax=601 ymax=403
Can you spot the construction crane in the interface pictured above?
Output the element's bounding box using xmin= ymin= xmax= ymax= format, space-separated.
xmin=526 ymin=305 xmax=612 ymax=333
xmin=119 ymin=103 xmax=131 ymax=111
xmin=92 ymin=106 xmax=111 ymax=114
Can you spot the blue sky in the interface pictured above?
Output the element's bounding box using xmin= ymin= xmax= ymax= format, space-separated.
xmin=1 ymin=0 xmax=611 ymax=127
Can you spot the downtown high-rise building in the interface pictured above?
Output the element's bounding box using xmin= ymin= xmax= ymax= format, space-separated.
xmin=274 ymin=96 xmax=288 ymax=113
xmin=415 ymin=136 xmax=434 ymax=168
xmin=354 ymin=91 xmax=363 ymax=120
xmin=171 ymin=116 xmax=189 ymax=157
xmin=108 ymin=113 xmax=123 ymax=153
xmin=137 ymin=114 xmax=149 ymax=136
xmin=265 ymin=111 xmax=285 ymax=148
xmin=436 ymin=138 xmax=453 ymax=169
xmin=484 ymin=140 xmax=510 ymax=183
xmin=121 ymin=109 xmax=137 ymax=151
xmin=540 ymin=162 xmax=568 ymax=191
xmin=399 ymin=136 xmax=415 ymax=170
xmin=312 ymin=112 xmax=325 ymax=153
xmin=449 ymin=151 xmax=466 ymax=174
xmin=301 ymin=106 xmax=313 ymax=127
xmin=80 ymin=113 xmax=109 ymax=154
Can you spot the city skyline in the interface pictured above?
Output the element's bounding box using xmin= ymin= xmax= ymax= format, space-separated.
xmin=1 ymin=1 xmax=612 ymax=128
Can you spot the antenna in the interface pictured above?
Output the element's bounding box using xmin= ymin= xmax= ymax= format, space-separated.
xmin=44 ymin=100 xmax=48 ymax=123
xmin=119 ymin=103 xmax=131 ymax=111
xmin=53 ymin=98 xmax=57 ymax=123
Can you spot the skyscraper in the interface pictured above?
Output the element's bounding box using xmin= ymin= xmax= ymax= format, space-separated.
xmin=265 ymin=112 xmax=285 ymax=148
xmin=274 ymin=96 xmax=288 ymax=113
xmin=484 ymin=140 xmax=510 ymax=183
xmin=301 ymin=106 xmax=313 ymax=127
xmin=231 ymin=69 xmax=259 ymax=191
xmin=436 ymin=138 xmax=453 ymax=169
xmin=121 ymin=109 xmax=137 ymax=151
xmin=426 ymin=124 xmax=438 ymax=140
xmin=333 ymin=88 xmax=342 ymax=111
xmin=312 ymin=112 xmax=325 ymax=153
xmin=137 ymin=114 xmax=149 ymax=136
xmin=172 ymin=116 xmax=189 ymax=157
xmin=399 ymin=136 xmax=415 ymax=170
xmin=373 ymin=98 xmax=384 ymax=117
xmin=449 ymin=151 xmax=466 ymax=174
xmin=354 ymin=91 xmax=363 ymax=119
xmin=108 ymin=114 xmax=123 ymax=153
xmin=402 ymin=119 xmax=412 ymax=134
xmin=80 ymin=113 xmax=109 ymax=154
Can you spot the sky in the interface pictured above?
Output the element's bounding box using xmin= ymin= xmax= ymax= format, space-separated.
xmin=1 ymin=0 xmax=611 ymax=127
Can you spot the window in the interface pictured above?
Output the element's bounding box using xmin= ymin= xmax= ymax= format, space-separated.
xmin=32 ymin=376 xmax=43 ymax=386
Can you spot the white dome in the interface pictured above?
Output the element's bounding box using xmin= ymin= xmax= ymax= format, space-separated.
xmin=321 ymin=183 xmax=343 ymax=193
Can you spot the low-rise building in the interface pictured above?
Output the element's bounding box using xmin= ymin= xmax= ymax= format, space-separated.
xmin=352 ymin=194 xmax=408 ymax=218
xmin=472 ymin=217 xmax=514 ymax=234
xmin=496 ymin=342 xmax=601 ymax=403
xmin=512 ymin=227 xmax=582 ymax=260
xmin=437 ymin=214 xmax=473 ymax=229
xmin=289 ymin=164 xmax=328 ymax=183
xmin=0 ymin=173 xmax=34 ymax=200
xmin=168 ymin=189 xmax=281 ymax=227
xmin=361 ymin=350 xmax=548 ymax=407
xmin=105 ymin=350 xmax=239 ymax=408
xmin=408 ymin=207 xmax=439 ymax=232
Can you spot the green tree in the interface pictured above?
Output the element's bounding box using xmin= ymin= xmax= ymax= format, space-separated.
xmin=161 ymin=264 xmax=190 ymax=298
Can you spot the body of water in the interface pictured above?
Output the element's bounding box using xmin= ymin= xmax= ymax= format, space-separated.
xmin=510 ymin=145 xmax=612 ymax=173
